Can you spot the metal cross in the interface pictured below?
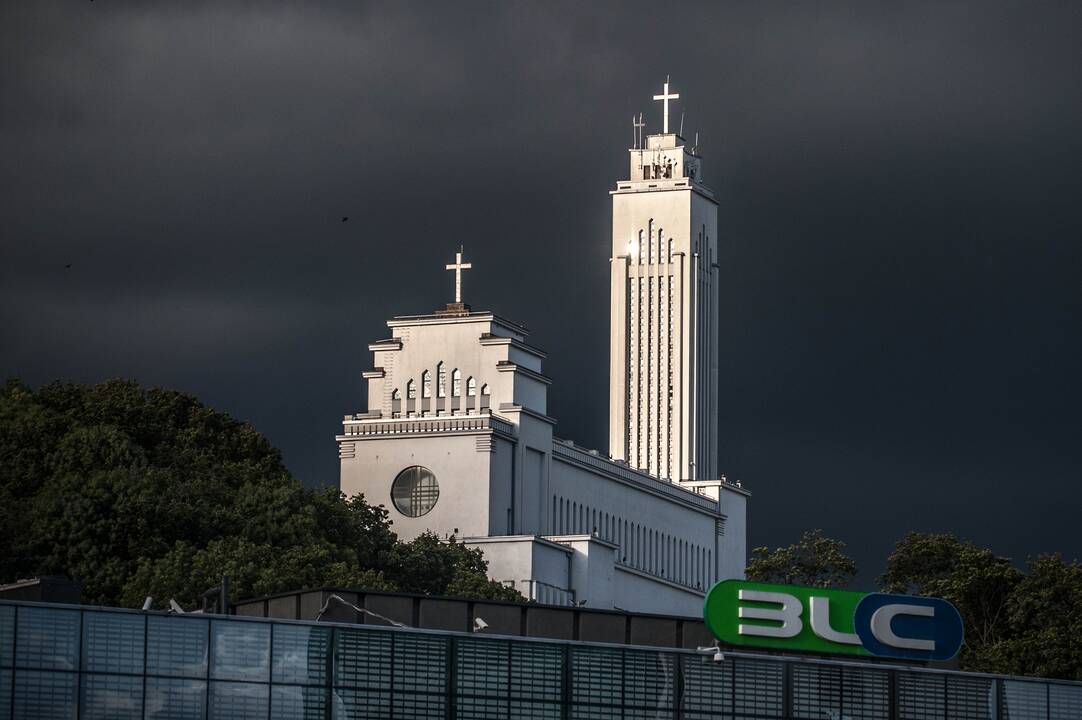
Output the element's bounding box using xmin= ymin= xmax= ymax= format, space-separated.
xmin=652 ymin=77 xmax=680 ymax=134
xmin=633 ymin=112 xmax=645 ymax=148
xmin=445 ymin=246 xmax=472 ymax=304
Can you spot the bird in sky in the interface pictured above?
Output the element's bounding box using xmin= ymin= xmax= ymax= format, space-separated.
xmin=64 ymin=263 xmax=72 ymax=269
xmin=341 ymin=216 xmax=349 ymax=222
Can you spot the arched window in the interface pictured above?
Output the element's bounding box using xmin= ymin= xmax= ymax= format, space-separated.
xmin=406 ymin=379 xmax=416 ymax=399
xmin=452 ymin=368 xmax=462 ymax=397
xmin=480 ymin=383 xmax=490 ymax=396
xmin=437 ymin=362 xmax=446 ymax=398
xmin=466 ymin=377 xmax=476 ymax=396
xmin=391 ymin=388 xmax=400 ymax=400
xmin=421 ymin=370 xmax=432 ymax=398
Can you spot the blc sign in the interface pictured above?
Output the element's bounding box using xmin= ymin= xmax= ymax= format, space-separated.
xmin=703 ymin=580 xmax=964 ymax=662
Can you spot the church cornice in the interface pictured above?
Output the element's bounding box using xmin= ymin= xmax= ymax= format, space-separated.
xmin=551 ymin=440 xmax=721 ymax=515
xmin=495 ymin=361 xmax=551 ymax=385
xmin=497 ymin=404 xmax=557 ymax=426
xmin=336 ymin=413 xmax=516 ymax=443
xmin=478 ymin=334 xmax=548 ymax=359
xmin=361 ymin=369 xmax=384 ymax=379
xmin=610 ymin=181 xmax=718 ymax=204
xmin=387 ymin=311 xmax=530 ymax=337
xmin=368 ymin=339 xmax=402 ymax=352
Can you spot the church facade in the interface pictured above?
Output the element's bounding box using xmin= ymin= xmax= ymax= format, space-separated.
xmin=338 ymin=82 xmax=747 ymax=616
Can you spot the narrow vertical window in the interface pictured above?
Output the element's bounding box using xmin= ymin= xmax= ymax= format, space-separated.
xmin=406 ymin=379 xmax=416 ymax=399
xmin=437 ymin=362 xmax=446 ymax=398
xmin=391 ymin=388 xmax=400 ymax=400
xmin=452 ymin=368 xmax=462 ymax=397
xmin=466 ymin=377 xmax=476 ymax=396
xmin=480 ymin=383 xmax=490 ymax=395
xmin=421 ymin=370 xmax=432 ymax=398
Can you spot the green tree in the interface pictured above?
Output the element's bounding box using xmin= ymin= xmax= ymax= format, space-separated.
xmin=387 ymin=532 xmax=523 ymax=602
xmin=879 ymin=532 xmax=1022 ymax=673
xmin=0 ymin=379 xmax=523 ymax=608
xmin=1000 ymin=554 xmax=1082 ymax=680
xmin=745 ymin=529 xmax=857 ymax=588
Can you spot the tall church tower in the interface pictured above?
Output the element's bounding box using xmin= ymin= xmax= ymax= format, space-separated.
xmin=609 ymin=80 xmax=719 ymax=481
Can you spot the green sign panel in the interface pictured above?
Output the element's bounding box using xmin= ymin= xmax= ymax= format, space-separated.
xmin=703 ymin=580 xmax=966 ymax=661
xmin=703 ymin=580 xmax=870 ymax=656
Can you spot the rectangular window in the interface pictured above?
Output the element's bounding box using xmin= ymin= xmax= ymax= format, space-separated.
xmin=83 ymin=612 xmax=144 ymax=675
xmin=270 ymin=685 xmax=326 ymax=719
xmin=81 ymin=674 xmax=143 ymax=720
xmin=271 ymin=624 xmax=329 ymax=685
xmin=0 ymin=605 xmax=13 ymax=668
xmin=145 ymin=677 xmax=206 ymax=720
xmin=13 ymin=670 xmax=77 ymax=720
xmin=208 ymin=681 xmax=268 ymax=720
xmin=16 ymin=607 xmax=80 ymax=671
xmin=147 ymin=616 xmax=208 ymax=678
xmin=210 ymin=620 xmax=269 ymax=683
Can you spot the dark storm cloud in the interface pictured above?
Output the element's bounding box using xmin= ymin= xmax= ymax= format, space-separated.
xmin=2 ymin=1 xmax=1080 ymax=583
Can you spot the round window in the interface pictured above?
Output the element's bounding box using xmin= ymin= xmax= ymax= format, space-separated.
xmin=390 ymin=466 xmax=439 ymax=517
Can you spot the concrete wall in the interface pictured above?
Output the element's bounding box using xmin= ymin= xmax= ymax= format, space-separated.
xmin=548 ymin=452 xmax=719 ymax=591
xmin=340 ymin=431 xmax=499 ymax=540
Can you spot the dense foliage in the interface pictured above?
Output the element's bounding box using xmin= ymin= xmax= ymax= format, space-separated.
xmin=747 ymin=527 xmax=1082 ymax=680
xmin=745 ymin=528 xmax=858 ymax=588
xmin=880 ymin=532 xmax=1082 ymax=680
xmin=0 ymin=379 xmax=522 ymax=609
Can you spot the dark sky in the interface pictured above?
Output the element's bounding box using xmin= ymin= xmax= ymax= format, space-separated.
xmin=3 ymin=1 xmax=1080 ymax=585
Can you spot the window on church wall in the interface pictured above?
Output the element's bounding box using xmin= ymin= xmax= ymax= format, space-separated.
xmin=391 ymin=466 xmax=439 ymax=518
xmin=391 ymin=388 xmax=400 ymax=400
xmin=451 ymin=368 xmax=461 ymax=397
xmin=466 ymin=377 xmax=476 ymax=396
xmin=437 ymin=362 xmax=446 ymax=397
xmin=406 ymin=379 xmax=416 ymax=399
xmin=421 ymin=370 xmax=432 ymax=398
xmin=480 ymin=383 xmax=489 ymax=395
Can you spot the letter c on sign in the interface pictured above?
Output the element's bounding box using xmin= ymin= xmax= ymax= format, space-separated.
xmin=869 ymin=604 xmax=935 ymax=651
xmin=854 ymin=593 xmax=964 ymax=661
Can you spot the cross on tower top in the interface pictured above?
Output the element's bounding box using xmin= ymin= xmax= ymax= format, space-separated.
xmin=652 ymin=77 xmax=680 ymax=135
xmin=445 ymin=246 xmax=472 ymax=304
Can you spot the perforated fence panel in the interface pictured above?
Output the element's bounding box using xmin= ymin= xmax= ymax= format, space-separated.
xmin=1 ymin=600 xmax=1081 ymax=720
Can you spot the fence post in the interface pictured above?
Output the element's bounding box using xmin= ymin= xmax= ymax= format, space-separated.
xmin=446 ymin=636 xmax=457 ymax=720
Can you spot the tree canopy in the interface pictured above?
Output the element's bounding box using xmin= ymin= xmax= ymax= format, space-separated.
xmin=745 ymin=528 xmax=858 ymax=588
xmin=0 ymin=379 xmax=522 ymax=608
xmin=746 ymin=528 xmax=1082 ymax=680
xmin=881 ymin=532 xmax=1082 ymax=679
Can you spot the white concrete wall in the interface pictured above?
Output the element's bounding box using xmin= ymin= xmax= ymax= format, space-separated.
xmin=610 ymin=132 xmax=720 ymax=482
xmin=613 ymin=565 xmax=705 ymax=616
xmin=548 ymin=450 xmax=720 ymax=593
xmin=339 ymin=431 xmax=505 ymax=540
xmin=465 ymin=536 xmax=572 ymax=603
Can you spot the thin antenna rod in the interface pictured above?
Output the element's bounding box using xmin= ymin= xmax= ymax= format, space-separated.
xmin=679 ymin=110 xmax=685 ymax=138
xmin=632 ymin=115 xmax=636 ymax=148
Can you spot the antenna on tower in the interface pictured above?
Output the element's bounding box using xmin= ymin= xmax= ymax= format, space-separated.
xmin=679 ymin=110 xmax=685 ymax=138
xmin=694 ymin=131 xmax=699 ymax=154
xmin=633 ymin=112 xmax=645 ymax=149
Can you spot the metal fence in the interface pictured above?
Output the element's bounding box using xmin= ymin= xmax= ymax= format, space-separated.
xmin=1 ymin=599 xmax=1080 ymax=720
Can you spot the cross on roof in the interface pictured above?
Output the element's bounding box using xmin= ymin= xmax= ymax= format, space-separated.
xmin=633 ymin=112 xmax=645 ymax=148
xmin=652 ymin=76 xmax=680 ymax=135
xmin=445 ymin=246 xmax=472 ymax=304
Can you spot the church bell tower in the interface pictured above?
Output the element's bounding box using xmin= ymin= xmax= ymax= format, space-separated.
xmin=609 ymin=79 xmax=719 ymax=481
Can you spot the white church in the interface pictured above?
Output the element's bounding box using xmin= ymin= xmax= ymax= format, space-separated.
xmin=337 ymin=81 xmax=748 ymax=616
